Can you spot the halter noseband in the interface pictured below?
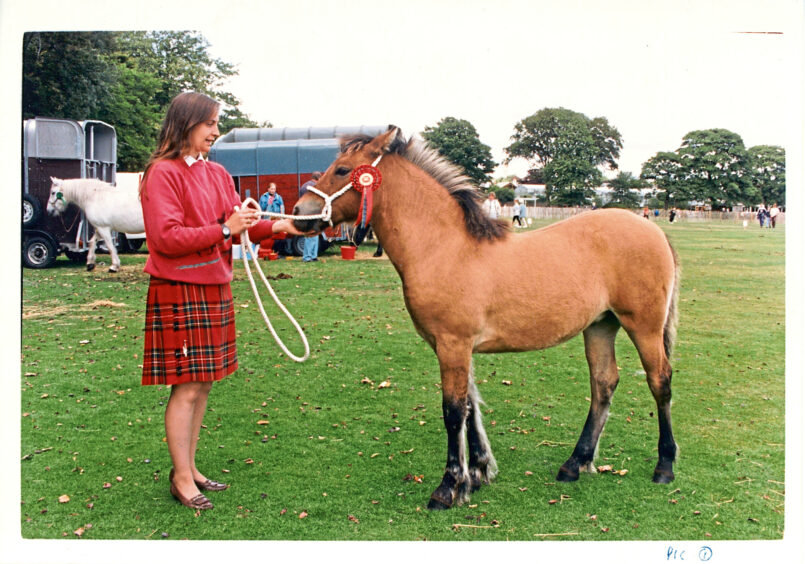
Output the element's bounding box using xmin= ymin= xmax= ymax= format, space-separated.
xmin=303 ymin=153 xmax=383 ymax=227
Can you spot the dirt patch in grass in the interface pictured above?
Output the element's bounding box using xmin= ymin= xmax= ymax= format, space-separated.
xmin=22 ymin=299 xmax=128 ymax=320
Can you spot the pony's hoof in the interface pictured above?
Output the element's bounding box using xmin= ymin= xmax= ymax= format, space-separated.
xmin=652 ymin=469 xmax=675 ymax=484
xmin=86 ymin=263 xmax=96 ymax=272
xmin=556 ymin=466 xmax=579 ymax=482
xmin=109 ymin=267 xmax=119 ymax=273
xmin=468 ymin=466 xmax=493 ymax=492
xmin=427 ymin=497 xmax=452 ymax=511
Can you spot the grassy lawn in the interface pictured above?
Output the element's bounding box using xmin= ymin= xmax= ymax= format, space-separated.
xmin=19 ymin=219 xmax=785 ymax=543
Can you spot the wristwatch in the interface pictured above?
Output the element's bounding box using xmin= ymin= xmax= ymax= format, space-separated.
xmin=221 ymin=224 xmax=231 ymax=240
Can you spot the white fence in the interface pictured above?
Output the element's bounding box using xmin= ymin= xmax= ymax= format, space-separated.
xmin=502 ymin=206 xmax=785 ymax=224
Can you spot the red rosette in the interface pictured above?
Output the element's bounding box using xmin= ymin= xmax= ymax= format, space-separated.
xmin=351 ymin=164 xmax=382 ymax=192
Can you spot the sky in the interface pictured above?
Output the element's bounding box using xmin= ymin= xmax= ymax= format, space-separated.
xmin=1 ymin=1 xmax=804 ymax=562
xmin=195 ymin=1 xmax=799 ymax=180
xmin=1 ymin=0 xmax=800 ymax=180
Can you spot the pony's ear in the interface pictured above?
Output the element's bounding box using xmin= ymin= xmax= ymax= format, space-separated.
xmin=367 ymin=127 xmax=400 ymax=158
xmin=50 ymin=177 xmax=61 ymax=186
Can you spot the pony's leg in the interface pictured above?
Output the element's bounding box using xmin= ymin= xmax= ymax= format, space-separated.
xmin=86 ymin=232 xmax=98 ymax=271
xmin=466 ymin=364 xmax=497 ymax=491
xmin=428 ymin=344 xmax=472 ymax=510
xmin=619 ymin=314 xmax=677 ymax=484
xmin=631 ymin=332 xmax=677 ymax=483
xmin=96 ymin=227 xmax=120 ymax=272
xmin=557 ymin=314 xmax=621 ymax=482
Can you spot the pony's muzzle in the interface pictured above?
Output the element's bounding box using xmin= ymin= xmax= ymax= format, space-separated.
xmin=292 ymin=202 xmax=327 ymax=233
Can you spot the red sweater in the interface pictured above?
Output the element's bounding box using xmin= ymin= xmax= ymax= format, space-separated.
xmin=141 ymin=158 xmax=274 ymax=284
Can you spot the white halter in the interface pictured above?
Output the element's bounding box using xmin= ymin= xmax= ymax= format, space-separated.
xmin=236 ymin=153 xmax=383 ymax=362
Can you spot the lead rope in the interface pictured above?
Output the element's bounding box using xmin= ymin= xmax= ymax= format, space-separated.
xmin=237 ymin=198 xmax=310 ymax=362
xmin=234 ymin=154 xmax=383 ymax=362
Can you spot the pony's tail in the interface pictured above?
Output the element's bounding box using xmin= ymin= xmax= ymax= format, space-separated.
xmin=663 ymin=236 xmax=681 ymax=359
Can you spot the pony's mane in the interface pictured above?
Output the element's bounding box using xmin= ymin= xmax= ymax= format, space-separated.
xmin=56 ymin=177 xmax=115 ymax=207
xmin=342 ymin=133 xmax=509 ymax=241
xmin=65 ymin=178 xmax=113 ymax=187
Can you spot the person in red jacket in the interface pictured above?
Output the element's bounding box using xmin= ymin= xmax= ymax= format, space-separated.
xmin=140 ymin=92 xmax=309 ymax=510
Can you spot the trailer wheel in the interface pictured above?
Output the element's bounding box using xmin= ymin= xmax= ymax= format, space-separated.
xmin=291 ymin=236 xmax=305 ymax=257
xmin=23 ymin=194 xmax=42 ymax=228
xmin=23 ymin=236 xmax=57 ymax=269
xmin=318 ymin=234 xmax=330 ymax=253
xmin=115 ymin=233 xmax=131 ymax=253
xmin=126 ymin=238 xmax=145 ymax=251
xmin=291 ymin=234 xmax=328 ymax=257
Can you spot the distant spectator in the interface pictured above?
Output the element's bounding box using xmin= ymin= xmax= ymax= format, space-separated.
xmin=511 ymin=199 xmax=523 ymax=227
xmin=757 ymin=204 xmax=768 ymax=228
xmin=259 ymin=183 xmax=284 ymax=215
xmin=769 ymin=203 xmax=781 ymax=229
xmin=299 ymin=172 xmax=322 ymax=262
xmin=482 ymin=192 xmax=502 ymax=219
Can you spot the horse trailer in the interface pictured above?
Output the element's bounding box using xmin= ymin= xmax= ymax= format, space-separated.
xmin=208 ymin=125 xmax=389 ymax=256
xmin=22 ymin=117 xmax=119 ymax=268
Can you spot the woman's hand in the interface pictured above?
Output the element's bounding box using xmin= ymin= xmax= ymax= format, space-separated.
xmin=225 ymin=207 xmax=260 ymax=235
xmin=272 ymin=218 xmax=317 ymax=237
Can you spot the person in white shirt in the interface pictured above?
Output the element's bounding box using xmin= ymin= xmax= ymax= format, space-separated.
xmin=482 ymin=192 xmax=502 ymax=219
xmin=769 ymin=203 xmax=781 ymax=229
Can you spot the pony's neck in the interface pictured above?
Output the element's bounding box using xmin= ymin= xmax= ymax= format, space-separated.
xmin=370 ymin=156 xmax=471 ymax=270
xmin=62 ymin=179 xmax=87 ymax=208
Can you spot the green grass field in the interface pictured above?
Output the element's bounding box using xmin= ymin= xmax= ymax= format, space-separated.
xmin=20 ymin=219 xmax=785 ymax=542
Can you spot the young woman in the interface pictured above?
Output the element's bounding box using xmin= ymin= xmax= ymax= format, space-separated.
xmin=140 ymin=92 xmax=309 ymax=510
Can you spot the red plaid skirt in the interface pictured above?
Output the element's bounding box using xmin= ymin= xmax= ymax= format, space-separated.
xmin=142 ymin=277 xmax=238 ymax=386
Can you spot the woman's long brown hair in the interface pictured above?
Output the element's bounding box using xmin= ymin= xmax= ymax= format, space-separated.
xmin=140 ymin=91 xmax=220 ymax=196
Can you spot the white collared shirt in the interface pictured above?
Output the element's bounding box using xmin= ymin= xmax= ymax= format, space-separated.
xmin=184 ymin=154 xmax=206 ymax=167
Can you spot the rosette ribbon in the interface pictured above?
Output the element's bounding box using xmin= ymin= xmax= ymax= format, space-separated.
xmin=351 ymin=164 xmax=382 ymax=228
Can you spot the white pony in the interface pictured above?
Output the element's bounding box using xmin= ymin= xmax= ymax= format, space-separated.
xmin=47 ymin=177 xmax=144 ymax=272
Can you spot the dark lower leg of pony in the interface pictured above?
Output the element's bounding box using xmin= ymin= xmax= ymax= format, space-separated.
xmin=629 ymin=328 xmax=678 ymax=483
xmin=428 ymin=398 xmax=470 ymax=510
xmin=558 ymin=316 xmax=620 ymax=482
xmin=557 ymin=408 xmax=608 ymax=482
xmin=650 ymin=372 xmax=677 ymax=483
xmin=466 ymin=376 xmax=497 ymax=491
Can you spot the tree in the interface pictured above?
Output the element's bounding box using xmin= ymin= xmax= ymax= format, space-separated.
xmin=492 ymin=187 xmax=515 ymax=204
xmin=22 ymin=31 xmax=259 ymax=171
xmin=504 ymin=107 xmax=622 ymax=206
xmin=747 ymin=145 xmax=785 ymax=205
xmin=421 ymin=117 xmax=497 ymax=186
xmin=95 ymin=33 xmax=164 ymax=171
xmin=111 ymin=31 xmax=258 ymax=166
xmin=23 ymin=32 xmax=116 ymax=119
xmin=641 ymin=129 xmax=769 ymax=208
xmin=675 ymin=129 xmax=756 ymax=208
xmin=521 ymin=168 xmax=545 ymax=184
xmin=641 ymin=151 xmax=684 ymax=207
xmin=604 ymin=171 xmax=644 ymax=208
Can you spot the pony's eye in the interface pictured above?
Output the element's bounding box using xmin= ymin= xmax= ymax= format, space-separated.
xmin=335 ymin=166 xmax=351 ymax=176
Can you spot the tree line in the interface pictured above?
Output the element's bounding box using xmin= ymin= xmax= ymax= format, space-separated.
xmin=421 ymin=109 xmax=785 ymax=209
xmin=23 ymin=32 xmax=784 ymax=207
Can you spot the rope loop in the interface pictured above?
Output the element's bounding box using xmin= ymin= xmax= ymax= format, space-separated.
xmin=238 ymin=198 xmax=310 ymax=362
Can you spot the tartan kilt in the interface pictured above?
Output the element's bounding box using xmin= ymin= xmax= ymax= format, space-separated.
xmin=142 ymin=277 xmax=238 ymax=386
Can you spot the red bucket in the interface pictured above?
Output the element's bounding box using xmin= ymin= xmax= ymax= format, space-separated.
xmin=340 ymin=246 xmax=356 ymax=260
